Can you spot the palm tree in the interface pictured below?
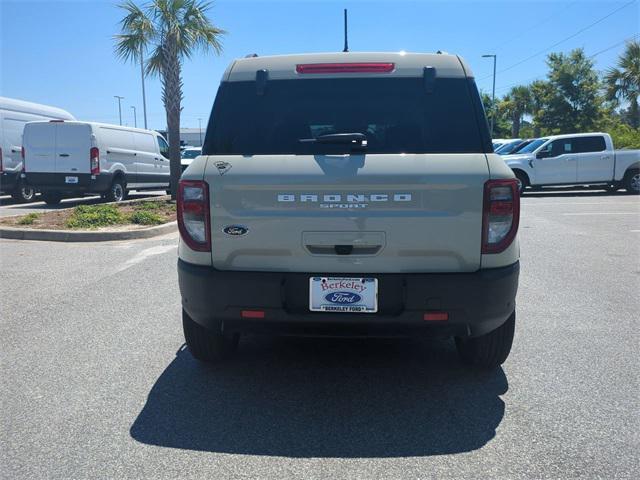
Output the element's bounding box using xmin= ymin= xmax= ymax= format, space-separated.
xmin=605 ymin=40 xmax=640 ymax=128
xmin=115 ymin=0 xmax=225 ymax=198
xmin=502 ymin=85 xmax=532 ymax=137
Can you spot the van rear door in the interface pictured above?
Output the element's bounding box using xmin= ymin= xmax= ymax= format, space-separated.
xmin=54 ymin=123 xmax=92 ymax=174
xmin=23 ymin=122 xmax=57 ymax=173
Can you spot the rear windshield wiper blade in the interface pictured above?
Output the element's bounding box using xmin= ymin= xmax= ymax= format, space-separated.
xmin=299 ymin=133 xmax=367 ymax=146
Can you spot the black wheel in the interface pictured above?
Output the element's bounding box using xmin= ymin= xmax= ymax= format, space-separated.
xmin=182 ymin=308 xmax=239 ymax=363
xmin=623 ymin=169 xmax=640 ymax=194
xmin=514 ymin=171 xmax=528 ymax=196
xmin=455 ymin=311 xmax=515 ymax=369
xmin=42 ymin=193 xmax=62 ymax=205
xmin=12 ymin=181 xmax=36 ymax=203
xmin=104 ymin=177 xmax=126 ymax=202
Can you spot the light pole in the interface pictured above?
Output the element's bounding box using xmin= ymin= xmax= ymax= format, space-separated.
xmin=131 ymin=106 xmax=137 ymax=128
xmin=114 ymin=96 xmax=124 ymax=126
xmin=139 ymin=45 xmax=148 ymax=129
xmin=482 ymin=54 xmax=497 ymax=136
xmin=198 ymin=118 xmax=202 ymax=146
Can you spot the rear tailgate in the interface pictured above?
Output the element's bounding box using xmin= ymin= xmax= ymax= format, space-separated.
xmin=23 ymin=122 xmax=57 ymax=173
xmin=205 ymin=153 xmax=488 ymax=273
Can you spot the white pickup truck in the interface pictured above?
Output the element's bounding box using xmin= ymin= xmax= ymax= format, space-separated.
xmin=503 ymin=133 xmax=640 ymax=194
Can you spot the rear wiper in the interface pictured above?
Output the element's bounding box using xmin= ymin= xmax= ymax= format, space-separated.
xmin=299 ymin=133 xmax=367 ymax=147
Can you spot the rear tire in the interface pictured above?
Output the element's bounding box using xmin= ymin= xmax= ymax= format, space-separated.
xmin=514 ymin=171 xmax=528 ymax=196
xmin=42 ymin=193 xmax=62 ymax=205
xmin=104 ymin=177 xmax=126 ymax=202
xmin=623 ymin=169 xmax=639 ymax=194
xmin=455 ymin=311 xmax=515 ymax=369
xmin=182 ymin=308 xmax=239 ymax=363
xmin=12 ymin=181 xmax=36 ymax=203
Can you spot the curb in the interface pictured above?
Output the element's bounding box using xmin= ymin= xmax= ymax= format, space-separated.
xmin=0 ymin=221 xmax=177 ymax=242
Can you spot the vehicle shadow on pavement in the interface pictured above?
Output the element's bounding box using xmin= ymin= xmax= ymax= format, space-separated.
xmin=523 ymin=189 xmax=630 ymax=198
xmin=130 ymin=336 xmax=508 ymax=457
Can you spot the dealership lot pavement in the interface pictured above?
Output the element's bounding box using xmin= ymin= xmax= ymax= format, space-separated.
xmin=1 ymin=191 xmax=638 ymax=479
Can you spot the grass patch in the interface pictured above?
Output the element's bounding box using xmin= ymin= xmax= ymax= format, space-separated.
xmin=127 ymin=210 xmax=164 ymax=225
xmin=66 ymin=204 xmax=124 ymax=229
xmin=135 ymin=201 xmax=163 ymax=211
xmin=17 ymin=213 xmax=40 ymax=225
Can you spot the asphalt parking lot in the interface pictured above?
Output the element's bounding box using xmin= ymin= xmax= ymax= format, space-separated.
xmin=1 ymin=190 xmax=638 ymax=479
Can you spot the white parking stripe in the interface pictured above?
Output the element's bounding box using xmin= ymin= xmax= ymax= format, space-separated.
xmin=561 ymin=212 xmax=638 ymax=216
xmin=114 ymin=244 xmax=176 ymax=273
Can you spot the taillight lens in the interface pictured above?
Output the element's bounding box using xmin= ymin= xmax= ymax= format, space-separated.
xmin=482 ymin=179 xmax=520 ymax=254
xmin=296 ymin=62 xmax=395 ymax=74
xmin=90 ymin=147 xmax=100 ymax=174
xmin=177 ymin=180 xmax=211 ymax=252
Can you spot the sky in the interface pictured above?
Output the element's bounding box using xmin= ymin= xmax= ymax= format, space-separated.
xmin=1 ymin=0 xmax=638 ymax=130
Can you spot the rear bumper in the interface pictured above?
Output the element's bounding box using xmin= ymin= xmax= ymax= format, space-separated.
xmin=0 ymin=171 xmax=20 ymax=193
xmin=24 ymin=172 xmax=113 ymax=194
xmin=178 ymin=260 xmax=519 ymax=338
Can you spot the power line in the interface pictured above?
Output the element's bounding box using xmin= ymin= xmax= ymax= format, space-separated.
xmin=477 ymin=0 xmax=638 ymax=81
xmin=489 ymin=1 xmax=578 ymax=52
xmin=492 ymin=33 xmax=639 ymax=94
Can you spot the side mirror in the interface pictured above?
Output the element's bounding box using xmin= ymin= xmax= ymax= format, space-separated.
xmin=536 ymin=151 xmax=549 ymax=159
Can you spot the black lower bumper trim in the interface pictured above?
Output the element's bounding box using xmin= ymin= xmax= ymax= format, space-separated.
xmin=24 ymin=172 xmax=114 ymax=194
xmin=178 ymin=260 xmax=519 ymax=338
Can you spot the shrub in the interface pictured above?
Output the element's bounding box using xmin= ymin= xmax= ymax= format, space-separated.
xmin=66 ymin=204 xmax=124 ymax=229
xmin=17 ymin=213 xmax=39 ymax=225
xmin=128 ymin=210 xmax=164 ymax=225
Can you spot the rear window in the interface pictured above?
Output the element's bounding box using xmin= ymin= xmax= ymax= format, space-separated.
xmin=203 ymin=77 xmax=490 ymax=155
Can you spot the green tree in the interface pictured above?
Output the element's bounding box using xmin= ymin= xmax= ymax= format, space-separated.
xmin=501 ymin=85 xmax=532 ymax=137
xmin=529 ymin=80 xmax=552 ymax=137
xmin=542 ymin=49 xmax=603 ymax=133
xmin=115 ymin=0 xmax=225 ymax=198
xmin=605 ymin=40 xmax=640 ymax=128
xmin=481 ymin=92 xmax=511 ymax=138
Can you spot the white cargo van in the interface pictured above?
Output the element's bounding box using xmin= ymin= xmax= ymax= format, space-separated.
xmin=0 ymin=97 xmax=75 ymax=202
xmin=23 ymin=121 xmax=170 ymax=204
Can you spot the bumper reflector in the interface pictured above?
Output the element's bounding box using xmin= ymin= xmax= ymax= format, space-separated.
xmin=423 ymin=312 xmax=448 ymax=321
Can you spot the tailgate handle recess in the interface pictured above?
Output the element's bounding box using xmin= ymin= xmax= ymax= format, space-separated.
xmin=306 ymin=244 xmax=382 ymax=256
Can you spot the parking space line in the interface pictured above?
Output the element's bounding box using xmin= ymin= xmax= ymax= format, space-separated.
xmin=561 ymin=212 xmax=638 ymax=216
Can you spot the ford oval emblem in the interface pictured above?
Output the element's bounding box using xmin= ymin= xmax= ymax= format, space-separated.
xmin=223 ymin=225 xmax=248 ymax=236
xmin=324 ymin=292 xmax=362 ymax=305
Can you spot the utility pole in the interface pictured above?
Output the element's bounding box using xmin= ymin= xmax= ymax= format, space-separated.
xmin=198 ymin=118 xmax=202 ymax=146
xmin=114 ymin=96 xmax=124 ymax=126
xmin=343 ymin=9 xmax=349 ymax=52
xmin=482 ymin=54 xmax=497 ymax=136
xmin=139 ymin=45 xmax=148 ymax=129
xmin=131 ymin=106 xmax=137 ymax=128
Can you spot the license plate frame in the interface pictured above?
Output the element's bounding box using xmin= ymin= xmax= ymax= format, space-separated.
xmin=65 ymin=176 xmax=79 ymax=184
xmin=309 ymin=277 xmax=378 ymax=313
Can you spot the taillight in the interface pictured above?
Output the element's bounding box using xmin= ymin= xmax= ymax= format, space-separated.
xmin=177 ymin=180 xmax=211 ymax=252
xmin=482 ymin=179 xmax=520 ymax=254
xmin=296 ymin=63 xmax=395 ymax=74
xmin=90 ymin=147 xmax=100 ymax=174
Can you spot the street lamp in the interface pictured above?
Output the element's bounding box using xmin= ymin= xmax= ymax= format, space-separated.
xmin=131 ymin=106 xmax=137 ymax=128
xmin=482 ymin=54 xmax=497 ymax=136
xmin=114 ymin=96 xmax=124 ymax=126
xmin=139 ymin=45 xmax=148 ymax=129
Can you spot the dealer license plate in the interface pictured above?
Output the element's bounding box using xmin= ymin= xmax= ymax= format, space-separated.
xmin=65 ymin=176 xmax=79 ymax=184
xmin=309 ymin=277 xmax=378 ymax=313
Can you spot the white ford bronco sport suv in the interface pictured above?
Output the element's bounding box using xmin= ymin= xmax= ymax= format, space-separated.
xmin=177 ymin=52 xmax=520 ymax=368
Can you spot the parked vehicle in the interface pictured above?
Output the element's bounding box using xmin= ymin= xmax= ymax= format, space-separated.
xmin=495 ymin=138 xmax=523 ymax=155
xmin=503 ymin=133 xmax=640 ymax=194
xmin=0 ymin=97 xmax=75 ymax=202
xmin=177 ymin=52 xmax=521 ymax=369
xmin=23 ymin=121 xmax=170 ymax=204
xmin=510 ymin=138 xmax=536 ymax=154
xmin=181 ymin=146 xmax=201 ymax=172
xmin=492 ymin=138 xmax=510 ymax=150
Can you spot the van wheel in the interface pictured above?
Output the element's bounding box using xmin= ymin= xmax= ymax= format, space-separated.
xmin=623 ymin=169 xmax=640 ymax=194
xmin=105 ymin=177 xmax=126 ymax=202
xmin=182 ymin=308 xmax=239 ymax=363
xmin=455 ymin=311 xmax=515 ymax=369
xmin=42 ymin=193 xmax=62 ymax=205
xmin=12 ymin=181 xmax=36 ymax=203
